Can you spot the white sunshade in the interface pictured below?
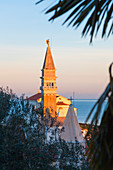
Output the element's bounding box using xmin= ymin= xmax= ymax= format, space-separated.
xmin=61 ymin=104 xmax=85 ymax=144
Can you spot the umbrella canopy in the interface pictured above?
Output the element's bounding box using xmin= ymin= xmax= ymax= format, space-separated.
xmin=61 ymin=104 xmax=85 ymax=144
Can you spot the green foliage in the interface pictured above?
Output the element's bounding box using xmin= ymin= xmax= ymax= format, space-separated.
xmin=0 ymin=88 xmax=89 ymax=169
xmin=58 ymin=139 xmax=89 ymax=170
xmin=86 ymin=63 xmax=113 ymax=170
xmin=0 ymin=87 xmax=12 ymax=122
xmin=0 ymin=91 xmax=56 ymax=169
xmin=36 ymin=0 xmax=113 ymax=43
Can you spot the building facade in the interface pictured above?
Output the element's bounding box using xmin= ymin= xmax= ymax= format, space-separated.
xmin=25 ymin=41 xmax=76 ymax=123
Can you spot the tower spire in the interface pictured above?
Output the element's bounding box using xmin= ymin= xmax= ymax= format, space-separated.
xmin=43 ymin=40 xmax=55 ymax=70
xmin=40 ymin=40 xmax=58 ymax=117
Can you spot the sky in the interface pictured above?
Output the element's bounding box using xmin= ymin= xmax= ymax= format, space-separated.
xmin=0 ymin=0 xmax=113 ymax=99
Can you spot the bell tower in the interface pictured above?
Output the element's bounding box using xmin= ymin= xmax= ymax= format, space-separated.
xmin=40 ymin=40 xmax=58 ymax=117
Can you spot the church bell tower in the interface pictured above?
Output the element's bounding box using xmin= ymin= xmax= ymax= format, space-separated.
xmin=40 ymin=40 xmax=58 ymax=117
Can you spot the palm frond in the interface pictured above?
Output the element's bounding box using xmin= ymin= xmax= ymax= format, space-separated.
xmin=85 ymin=62 xmax=113 ymax=170
xmin=36 ymin=0 xmax=113 ymax=42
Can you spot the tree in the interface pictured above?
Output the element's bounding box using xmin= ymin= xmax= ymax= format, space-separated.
xmin=0 ymin=87 xmax=12 ymax=122
xmin=36 ymin=0 xmax=113 ymax=43
xmin=0 ymin=90 xmax=58 ymax=169
xmin=0 ymin=88 xmax=89 ymax=169
xmin=58 ymin=138 xmax=89 ymax=170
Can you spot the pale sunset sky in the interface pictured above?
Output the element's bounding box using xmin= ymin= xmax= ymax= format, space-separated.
xmin=0 ymin=1 xmax=113 ymax=99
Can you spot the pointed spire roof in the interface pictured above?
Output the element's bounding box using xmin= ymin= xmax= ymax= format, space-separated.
xmin=61 ymin=104 xmax=85 ymax=144
xmin=43 ymin=42 xmax=55 ymax=70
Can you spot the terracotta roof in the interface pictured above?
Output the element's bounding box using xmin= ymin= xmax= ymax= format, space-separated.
xmin=25 ymin=93 xmax=42 ymax=101
xmin=56 ymin=102 xmax=69 ymax=105
xmin=43 ymin=46 xmax=55 ymax=70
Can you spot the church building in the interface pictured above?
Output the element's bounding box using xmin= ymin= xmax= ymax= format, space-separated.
xmin=25 ymin=40 xmax=76 ymax=124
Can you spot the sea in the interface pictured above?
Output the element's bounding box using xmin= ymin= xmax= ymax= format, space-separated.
xmin=72 ymin=99 xmax=108 ymax=124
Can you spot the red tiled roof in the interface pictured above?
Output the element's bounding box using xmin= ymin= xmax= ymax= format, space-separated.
xmin=25 ymin=93 xmax=42 ymax=101
xmin=56 ymin=102 xmax=69 ymax=105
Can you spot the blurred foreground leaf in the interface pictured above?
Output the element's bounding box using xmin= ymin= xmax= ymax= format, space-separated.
xmin=36 ymin=0 xmax=113 ymax=43
xmin=86 ymin=62 xmax=113 ymax=170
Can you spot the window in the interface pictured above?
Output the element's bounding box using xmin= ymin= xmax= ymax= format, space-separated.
xmin=52 ymin=83 xmax=54 ymax=87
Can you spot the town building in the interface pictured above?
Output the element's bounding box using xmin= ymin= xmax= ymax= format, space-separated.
xmin=25 ymin=40 xmax=86 ymax=144
xmin=26 ymin=40 xmax=76 ymax=123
